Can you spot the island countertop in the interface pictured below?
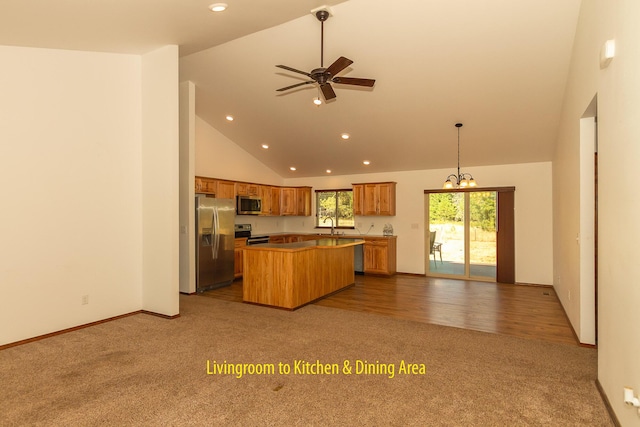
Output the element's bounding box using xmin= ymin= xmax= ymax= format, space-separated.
xmin=243 ymin=238 xmax=364 ymax=252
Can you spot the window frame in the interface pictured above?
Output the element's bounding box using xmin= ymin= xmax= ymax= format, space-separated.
xmin=315 ymin=188 xmax=355 ymax=229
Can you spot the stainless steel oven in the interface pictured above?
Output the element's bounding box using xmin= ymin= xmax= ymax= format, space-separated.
xmin=247 ymin=235 xmax=270 ymax=245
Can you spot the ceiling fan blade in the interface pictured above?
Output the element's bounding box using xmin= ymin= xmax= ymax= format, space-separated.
xmin=331 ymin=77 xmax=376 ymax=87
xmin=325 ymin=56 xmax=353 ymax=77
xmin=276 ymin=81 xmax=315 ymax=92
xmin=320 ymin=83 xmax=336 ymax=100
xmin=276 ymin=65 xmax=312 ymax=77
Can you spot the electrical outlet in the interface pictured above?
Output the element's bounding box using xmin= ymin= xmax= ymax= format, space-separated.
xmin=568 ymin=290 xmax=571 ymax=301
xmin=411 ymin=223 xmax=419 ymax=229
xmin=82 ymin=295 xmax=89 ymax=305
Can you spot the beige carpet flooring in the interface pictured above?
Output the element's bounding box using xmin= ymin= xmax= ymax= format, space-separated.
xmin=1 ymin=294 xmax=612 ymax=426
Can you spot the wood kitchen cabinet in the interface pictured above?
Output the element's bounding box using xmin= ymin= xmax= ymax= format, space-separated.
xmin=296 ymin=187 xmax=312 ymax=216
xmin=234 ymin=238 xmax=247 ymax=278
xmin=259 ymin=185 xmax=271 ymax=215
xmin=195 ymin=177 xmax=217 ymax=195
xmin=236 ymin=182 xmax=259 ymax=196
xmin=280 ymin=188 xmax=297 ymax=216
xmin=353 ymin=184 xmax=364 ymax=215
xmin=280 ymin=187 xmax=311 ymax=216
xmin=259 ymin=185 xmax=282 ymax=216
xmin=195 ymin=177 xmax=234 ymax=198
xmin=194 ymin=177 xmax=311 ymax=216
xmin=353 ymin=182 xmax=396 ymax=216
xmin=216 ymin=180 xmax=236 ymax=199
xmin=363 ymin=236 xmax=397 ymax=275
xmin=270 ymin=187 xmax=281 ymax=216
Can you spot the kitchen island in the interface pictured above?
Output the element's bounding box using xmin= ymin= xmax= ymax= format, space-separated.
xmin=242 ymin=238 xmax=364 ymax=310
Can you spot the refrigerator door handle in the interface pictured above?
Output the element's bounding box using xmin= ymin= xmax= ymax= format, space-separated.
xmin=212 ymin=206 xmax=219 ymax=260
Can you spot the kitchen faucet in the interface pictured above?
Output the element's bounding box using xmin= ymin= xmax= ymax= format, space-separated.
xmin=323 ymin=217 xmax=335 ymax=235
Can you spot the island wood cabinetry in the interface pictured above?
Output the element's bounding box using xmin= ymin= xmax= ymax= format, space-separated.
xmin=352 ymin=182 xmax=396 ymax=216
xmin=234 ymin=237 xmax=247 ymax=278
xmin=363 ymin=236 xmax=397 ymax=275
xmin=243 ymin=239 xmax=364 ymax=309
xmin=270 ymin=234 xmax=397 ymax=276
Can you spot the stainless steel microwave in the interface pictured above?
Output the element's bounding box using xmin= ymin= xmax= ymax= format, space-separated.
xmin=236 ymin=195 xmax=261 ymax=215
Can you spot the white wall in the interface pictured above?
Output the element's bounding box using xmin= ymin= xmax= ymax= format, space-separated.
xmin=194 ymin=116 xmax=552 ymax=283
xmin=141 ymin=45 xmax=180 ymax=316
xmin=179 ymin=81 xmax=196 ymax=294
xmin=554 ymin=0 xmax=640 ymax=423
xmin=195 ymin=117 xmax=283 ymax=186
xmin=0 ymin=46 xmax=143 ymax=345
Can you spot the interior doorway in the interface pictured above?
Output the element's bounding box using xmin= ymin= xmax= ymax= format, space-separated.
xmin=425 ymin=188 xmax=515 ymax=283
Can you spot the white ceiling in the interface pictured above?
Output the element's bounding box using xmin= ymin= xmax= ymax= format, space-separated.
xmin=0 ymin=0 xmax=582 ymax=178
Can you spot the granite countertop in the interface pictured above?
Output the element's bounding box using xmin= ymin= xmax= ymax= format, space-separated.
xmin=243 ymin=238 xmax=365 ymax=251
xmin=252 ymin=232 xmax=395 ymax=238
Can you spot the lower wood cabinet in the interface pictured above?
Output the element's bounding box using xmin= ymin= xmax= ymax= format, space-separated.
xmin=234 ymin=238 xmax=247 ymax=278
xmin=363 ymin=236 xmax=397 ymax=275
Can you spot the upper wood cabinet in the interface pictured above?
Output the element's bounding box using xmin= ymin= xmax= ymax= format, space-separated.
xmin=353 ymin=184 xmax=364 ymax=216
xmin=216 ymin=180 xmax=236 ymax=199
xmin=195 ymin=177 xmax=217 ymax=194
xmin=296 ymin=187 xmax=311 ymax=216
xmin=279 ymin=187 xmax=311 ymax=216
xmin=353 ymin=182 xmax=396 ymax=216
xmin=270 ymin=187 xmax=281 ymax=216
xmin=194 ymin=177 xmax=235 ymax=199
xmin=194 ymin=177 xmax=310 ymax=216
xmin=236 ymin=182 xmax=259 ymax=196
xmin=280 ymin=187 xmax=297 ymax=216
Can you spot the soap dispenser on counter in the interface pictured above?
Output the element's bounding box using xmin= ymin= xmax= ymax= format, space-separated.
xmin=382 ymin=224 xmax=394 ymax=236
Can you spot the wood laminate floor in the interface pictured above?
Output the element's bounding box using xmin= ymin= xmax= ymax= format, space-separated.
xmin=200 ymin=274 xmax=578 ymax=346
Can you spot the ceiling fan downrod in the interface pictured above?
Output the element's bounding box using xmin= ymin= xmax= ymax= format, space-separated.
xmin=316 ymin=10 xmax=329 ymax=68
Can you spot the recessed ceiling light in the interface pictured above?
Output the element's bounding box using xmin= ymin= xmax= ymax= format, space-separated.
xmin=326 ymin=169 xmax=332 ymax=174
xmin=363 ymin=160 xmax=370 ymax=165
xmin=209 ymin=3 xmax=228 ymax=12
xmin=290 ymin=167 xmax=297 ymax=171
xmin=225 ymin=115 xmax=234 ymax=121
xmin=261 ymin=144 xmax=269 ymax=149
xmin=341 ymin=133 xmax=350 ymax=140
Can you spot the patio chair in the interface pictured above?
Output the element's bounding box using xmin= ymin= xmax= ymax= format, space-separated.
xmin=429 ymin=231 xmax=442 ymax=264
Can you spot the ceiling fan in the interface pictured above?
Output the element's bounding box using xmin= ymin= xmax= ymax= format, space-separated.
xmin=275 ymin=9 xmax=376 ymax=102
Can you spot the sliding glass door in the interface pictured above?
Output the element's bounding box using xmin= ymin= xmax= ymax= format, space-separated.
xmin=428 ymin=191 xmax=497 ymax=281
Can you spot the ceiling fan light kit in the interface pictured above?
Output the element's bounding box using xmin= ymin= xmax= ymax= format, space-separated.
xmin=275 ymin=8 xmax=375 ymax=102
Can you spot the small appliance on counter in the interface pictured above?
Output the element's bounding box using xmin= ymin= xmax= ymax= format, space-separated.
xmin=383 ymin=224 xmax=394 ymax=236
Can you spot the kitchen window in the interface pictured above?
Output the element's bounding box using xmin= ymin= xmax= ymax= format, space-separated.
xmin=316 ymin=189 xmax=354 ymax=229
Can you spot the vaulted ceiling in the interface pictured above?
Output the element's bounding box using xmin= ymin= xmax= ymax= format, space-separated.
xmin=1 ymin=0 xmax=582 ymax=177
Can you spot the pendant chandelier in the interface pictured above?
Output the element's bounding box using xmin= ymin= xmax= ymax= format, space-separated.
xmin=443 ymin=123 xmax=477 ymax=189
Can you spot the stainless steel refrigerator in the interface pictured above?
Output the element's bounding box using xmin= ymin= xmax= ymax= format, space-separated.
xmin=196 ymin=195 xmax=235 ymax=292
